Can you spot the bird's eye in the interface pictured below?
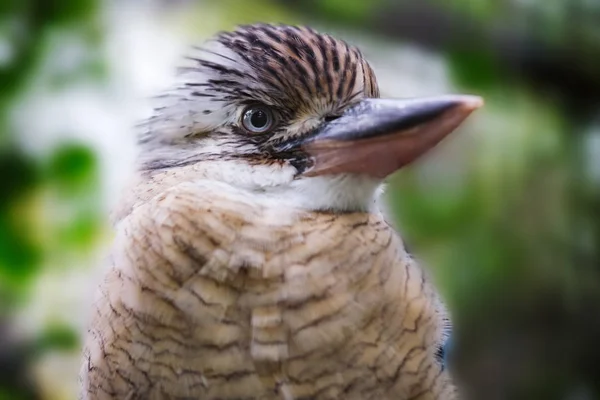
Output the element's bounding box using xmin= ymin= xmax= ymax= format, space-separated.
xmin=241 ymin=106 xmax=275 ymax=134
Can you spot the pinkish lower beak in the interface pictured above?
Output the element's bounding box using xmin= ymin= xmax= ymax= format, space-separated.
xmin=301 ymin=95 xmax=483 ymax=178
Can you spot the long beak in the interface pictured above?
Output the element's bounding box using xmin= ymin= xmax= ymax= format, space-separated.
xmin=301 ymin=95 xmax=483 ymax=178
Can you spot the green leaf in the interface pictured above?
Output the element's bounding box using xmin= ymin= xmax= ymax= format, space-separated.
xmin=58 ymin=210 xmax=100 ymax=248
xmin=0 ymin=151 xmax=41 ymax=288
xmin=47 ymin=142 xmax=97 ymax=194
xmin=447 ymin=48 xmax=501 ymax=91
xmin=33 ymin=322 xmax=79 ymax=354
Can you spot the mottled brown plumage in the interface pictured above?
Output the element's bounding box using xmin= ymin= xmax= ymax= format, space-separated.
xmin=83 ymin=181 xmax=453 ymax=400
xmin=81 ymin=23 xmax=481 ymax=400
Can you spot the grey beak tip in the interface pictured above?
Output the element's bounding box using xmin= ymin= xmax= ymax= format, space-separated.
xmin=448 ymin=94 xmax=485 ymax=111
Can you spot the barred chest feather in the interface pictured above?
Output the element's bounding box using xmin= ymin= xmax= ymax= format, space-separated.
xmin=81 ymin=180 xmax=454 ymax=400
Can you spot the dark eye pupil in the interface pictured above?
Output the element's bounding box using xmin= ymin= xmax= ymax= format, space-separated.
xmin=250 ymin=110 xmax=268 ymax=128
xmin=242 ymin=106 xmax=274 ymax=133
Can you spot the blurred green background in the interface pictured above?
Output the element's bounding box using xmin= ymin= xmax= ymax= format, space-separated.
xmin=1 ymin=0 xmax=599 ymax=399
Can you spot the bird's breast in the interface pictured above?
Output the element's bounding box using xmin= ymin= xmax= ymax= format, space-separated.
xmin=83 ymin=182 xmax=449 ymax=399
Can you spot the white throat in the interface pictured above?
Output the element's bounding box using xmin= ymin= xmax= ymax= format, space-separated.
xmin=178 ymin=159 xmax=384 ymax=213
xmin=262 ymin=174 xmax=384 ymax=212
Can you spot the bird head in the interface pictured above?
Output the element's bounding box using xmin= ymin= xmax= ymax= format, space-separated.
xmin=137 ymin=24 xmax=482 ymax=212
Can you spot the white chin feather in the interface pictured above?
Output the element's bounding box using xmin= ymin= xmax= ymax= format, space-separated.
xmin=265 ymin=174 xmax=383 ymax=212
xmin=190 ymin=159 xmax=383 ymax=212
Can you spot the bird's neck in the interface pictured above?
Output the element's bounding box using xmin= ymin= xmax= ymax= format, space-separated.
xmin=113 ymin=164 xmax=385 ymax=224
xmin=255 ymin=175 xmax=385 ymax=213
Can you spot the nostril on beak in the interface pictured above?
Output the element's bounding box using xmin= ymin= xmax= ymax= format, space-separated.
xmin=324 ymin=115 xmax=341 ymax=122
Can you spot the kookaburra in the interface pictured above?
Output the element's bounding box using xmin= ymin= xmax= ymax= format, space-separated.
xmin=80 ymin=24 xmax=482 ymax=400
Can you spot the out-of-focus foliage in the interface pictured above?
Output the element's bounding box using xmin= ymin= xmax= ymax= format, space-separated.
xmin=1 ymin=0 xmax=599 ymax=399
xmin=0 ymin=0 xmax=102 ymax=301
xmin=1 ymin=0 xmax=102 ymax=398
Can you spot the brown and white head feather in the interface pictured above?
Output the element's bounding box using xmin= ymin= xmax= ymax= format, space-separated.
xmin=133 ymin=24 xmax=384 ymax=212
xmin=139 ymin=24 xmax=378 ymax=148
